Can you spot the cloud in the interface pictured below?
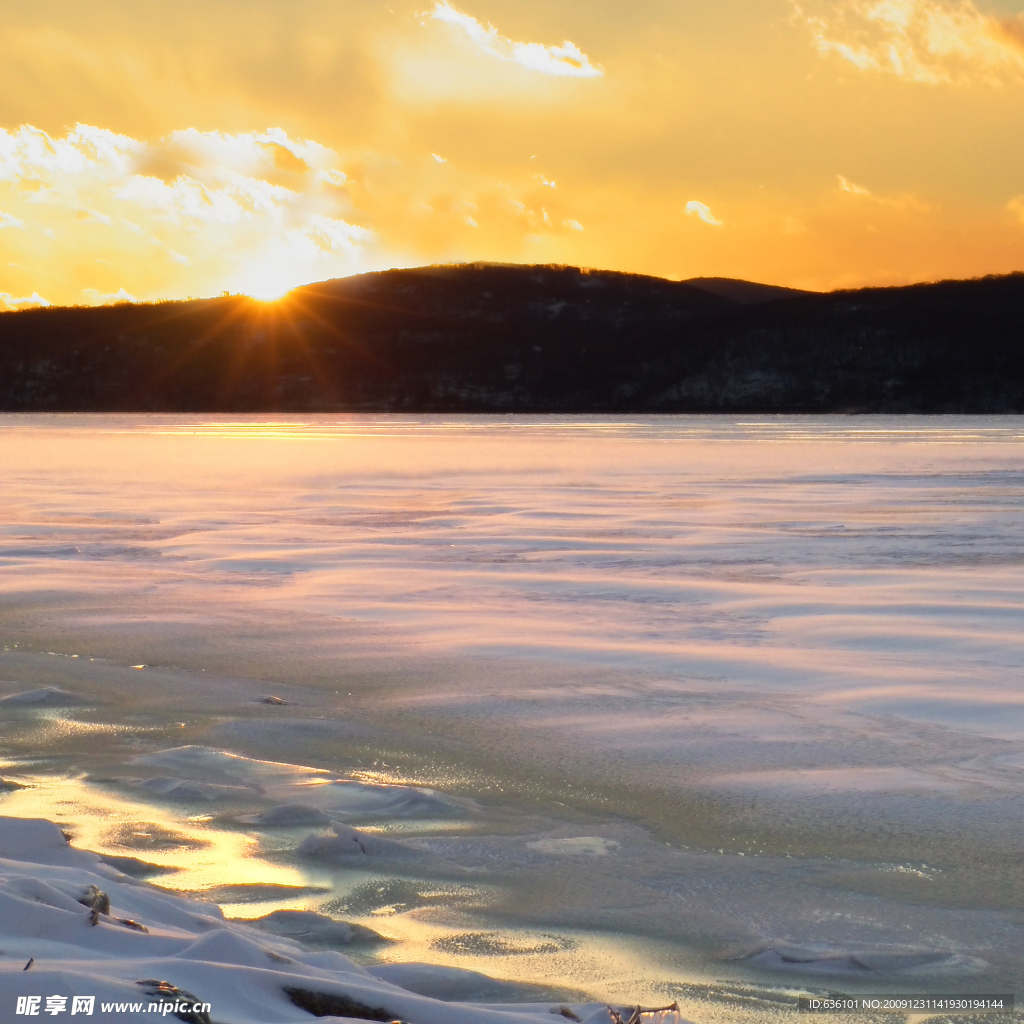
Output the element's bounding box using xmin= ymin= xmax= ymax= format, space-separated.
xmin=837 ymin=174 xmax=871 ymax=194
xmin=0 ymin=124 xmax=369 ymax=302
xmin=1009 ymin=195 xmax=1024 ymax=225
xmin=0 ymin=291 xmax=49 ymax=311
xmin=796 ymin=0 xmax=1024 ymax=84
xmin=82 ymin=287 xmax=136 ymax=304
xmin=0 ymin=118 xmax=604 ymax=304
xmin=429 ymin=2 xmax=603 ymax=77
xmin=835 ymin=173 xmax=930 ymax=210
xmin=685 ymin=200 xmax=723 ymax=226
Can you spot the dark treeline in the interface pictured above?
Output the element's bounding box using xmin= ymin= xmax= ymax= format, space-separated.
xmin=1 ymin=263 xmax=1023 ymax=412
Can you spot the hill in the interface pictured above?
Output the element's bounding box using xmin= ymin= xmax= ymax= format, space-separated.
xmin=681 ymin=277 xmax=812 ymax=304
xmin=1 ymin=263 xmax=1023 ymax=412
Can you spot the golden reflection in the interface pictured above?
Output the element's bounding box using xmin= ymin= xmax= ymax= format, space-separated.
xmin=4 ymin=711 xmax=154 ymax=750
xmin=0 ymin=775 xmax=305 ymax=892
xmin=0 ymin=771 xmax=802 ymax=1017
xmin=358 ymin=912 xmax=745 ymax=1011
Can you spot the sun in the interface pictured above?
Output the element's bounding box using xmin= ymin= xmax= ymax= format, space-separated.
xmin=233 ymin=263 xmax=295 ymax=302
xmin=230 ymin=245 xmax=318 ymax=301
xmin=243 ymin=282 xmax=293 ymax=302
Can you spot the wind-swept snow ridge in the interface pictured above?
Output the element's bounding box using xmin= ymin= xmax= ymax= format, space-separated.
xmin=126 ymin=745 xmax=474 ymax=818
xmin=0 ymin=816 xmax=648 ymax=1024
xmin=0 ymin=686 xmax=91 ymax=706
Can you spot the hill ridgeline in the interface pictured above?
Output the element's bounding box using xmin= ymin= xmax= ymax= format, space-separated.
xmin=1 ymin=263 xmax=1022 ymax=412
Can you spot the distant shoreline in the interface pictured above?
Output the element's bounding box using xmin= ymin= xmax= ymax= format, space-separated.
xmin=1 ymin=263 xmax=1022 ymax=413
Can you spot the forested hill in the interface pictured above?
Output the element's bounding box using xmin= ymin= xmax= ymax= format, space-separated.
xmin=1 ymin=262 xmax=1023 ymax=412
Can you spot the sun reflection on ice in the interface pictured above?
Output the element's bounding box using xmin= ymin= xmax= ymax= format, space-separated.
xmin=0 ymin=775 xmax=305 ymax=893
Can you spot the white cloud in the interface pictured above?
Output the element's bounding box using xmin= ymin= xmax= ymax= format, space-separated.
xmin=837 ymin=174 xmax=871 ymax=194
xmin=835 ymin=173 xmax=930 ymax=210
xmin=430 ymin=2 xmax=603 ymax=77
xmin=81 ymin=208 xmax=112 ymax=225
xmin=318 ymin=169 xmax=348 ymax=186
xmin=0 ymin=124 xmax=370 ymax=302
xmin=81 ymin=287 xmax=136 ymax=304
xmin=0 ymin=124 xmax=141 ymax=185
xmin=0 ymin=291 xmax=49 ymax=310
xmin=432 ymin=153 xmax=447 ymax=163
xmin=685 ymin=200 xmax=723 ymax=226
xmin=563 ymin=219 xmax=584 ymax=231
xmin=796 ymin=0 xmax=1024 ymax=84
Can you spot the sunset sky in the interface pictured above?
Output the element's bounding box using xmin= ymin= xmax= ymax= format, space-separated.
xmin=2 ymin=0 xmax=1024 ymax=308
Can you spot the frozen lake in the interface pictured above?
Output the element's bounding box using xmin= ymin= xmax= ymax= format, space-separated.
xmin=1 ymin=414 xmax=1023 ymax=1017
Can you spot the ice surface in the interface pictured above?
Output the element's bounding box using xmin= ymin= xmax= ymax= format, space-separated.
xmin=736 ymin=945 xmax=985 ymax=977
xmin=296 ymin=822 xmax=426 ymax=861
xmin=124 ymin=746 xmax=468 ymax=817
xmin=242 ymin=805 xmax=332 ymax=826
xmin=366 ymin=962 xmax=574 ymax=1002
xmin=524 ymin=838 xmax=620 ymax=857
xmin=0 ymin=686 xmax=90 ymax=706
xmin=130 ymin=746 xmax=321 ymax=787
xmin=1 ymin=415 xmax=1024 ymax=1007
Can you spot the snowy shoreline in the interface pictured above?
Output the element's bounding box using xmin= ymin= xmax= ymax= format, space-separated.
xmin=0 ymin=815 xmax=678 ymax=1024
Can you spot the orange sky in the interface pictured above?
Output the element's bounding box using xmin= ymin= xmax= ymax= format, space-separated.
xmin=1 ymin=0 xmax=1023 ymax=308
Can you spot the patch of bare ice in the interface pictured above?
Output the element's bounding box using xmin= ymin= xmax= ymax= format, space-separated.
xmin=0 ymin=687 xmax=91 ymax=706
xmin=296 ymin=821 xmax=425 ymax=860
xmin=524 ymin=838 xmax=620 ymax=857
xmin=734 ymin=943 xmax=986 ymax=978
